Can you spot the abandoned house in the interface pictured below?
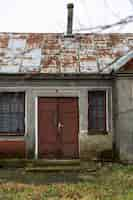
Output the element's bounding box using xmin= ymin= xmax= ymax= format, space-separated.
xmin=0 ymin=4 xmax=132 ymax=162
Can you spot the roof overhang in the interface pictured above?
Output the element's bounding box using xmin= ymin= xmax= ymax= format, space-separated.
xmin=0 ymin=73 xmax=112 ymax=81
xmin=109 ymin=50 xmax=133 ymax=73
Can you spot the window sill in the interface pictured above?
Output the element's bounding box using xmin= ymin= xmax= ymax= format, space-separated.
xmin=0 ymin=133 xmax=25 ymax=137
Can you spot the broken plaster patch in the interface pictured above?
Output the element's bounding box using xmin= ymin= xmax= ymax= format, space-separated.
xmin=80 ymin=61 xmax=98 ymax=72
xmin=22 ymin=48 xmax=41 ymax=66
xmin=8 ymin=38 xmax=26 ymax=50
xmin=0 ymin=65 xmax=20 ymax=73
xmin=21 ymin=48 xmax=42 ymax=72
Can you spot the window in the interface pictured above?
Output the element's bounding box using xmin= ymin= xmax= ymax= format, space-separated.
xmin=0 ymin=92 xmax=25 ymax=135
xmin=88 ymin=91 xmax=106 ymax=132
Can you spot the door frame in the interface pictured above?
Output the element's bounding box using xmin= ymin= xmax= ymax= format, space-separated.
xmin=35 ymin=95 xmax=80 ymax=159
xmin=34 ymin=86 xmax=112 ymax=159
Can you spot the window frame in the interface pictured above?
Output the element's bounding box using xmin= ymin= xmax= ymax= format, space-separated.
xmin=0 ymin=92 xmax=25 ymax=136
xmin=88 ymin=90 xmax=107 ymax=134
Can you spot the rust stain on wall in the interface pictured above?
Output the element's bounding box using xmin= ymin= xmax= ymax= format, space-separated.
xmin=0 ymin=35 xmax=9 ymax=48
xmin=27 ymin=34 xmax=43 ymax=48
xmin=0 ymin=33 xmax=132 ymax=73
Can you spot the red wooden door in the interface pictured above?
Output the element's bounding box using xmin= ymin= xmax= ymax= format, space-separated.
xmin=38 ymin=97 xmax=79 ymax=159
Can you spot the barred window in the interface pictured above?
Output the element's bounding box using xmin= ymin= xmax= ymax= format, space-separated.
xmin=88 ymin=91 xmax=106 ymax=131
xmin=0 ymin=92 xmax=25 ymax=135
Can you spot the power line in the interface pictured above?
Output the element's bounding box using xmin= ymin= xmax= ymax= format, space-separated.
xmin=74 ymin=0 xmax=86 ymax=30
xmin=129 ymin=0 xmax=133 ymax=9
xmin=73 ymin=15 xmax=133 ymax=33
xmin=80 ymin=0 xmax=93 ymax=27
xmin=103 ymin=0 xmax=121 ymax=19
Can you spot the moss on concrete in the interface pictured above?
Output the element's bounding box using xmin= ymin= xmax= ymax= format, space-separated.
xmin=79 ymin=133 xmax=113 ymax=160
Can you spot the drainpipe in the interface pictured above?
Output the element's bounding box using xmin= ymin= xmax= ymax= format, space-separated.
xmin=67 ymin=3 xmax=74 ymax=35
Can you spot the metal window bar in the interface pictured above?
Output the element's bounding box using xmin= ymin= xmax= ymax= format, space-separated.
xmin=88 ymin=91 xmax=106 ymax=131
xmin=0 ymin=92 xmax=25 ymax=134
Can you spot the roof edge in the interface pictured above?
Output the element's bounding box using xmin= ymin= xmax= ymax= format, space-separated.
xmin=110 ymin=50 xmax=133 ymax=72
xmin=0 ymin=73 xmax=112 ymax=81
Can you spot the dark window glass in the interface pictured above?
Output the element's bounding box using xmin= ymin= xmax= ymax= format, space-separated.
xmin=0 ymin=92 xmax=25 ymax=135
xmin=88 ymin=91 xmax=106 ymax=131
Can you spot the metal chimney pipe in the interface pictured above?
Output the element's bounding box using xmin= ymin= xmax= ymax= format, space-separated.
xmin=67 ymin=3 xmax=74 ymax=35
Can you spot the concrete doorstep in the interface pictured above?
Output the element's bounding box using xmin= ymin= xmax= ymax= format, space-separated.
xmin=0 ymin=159 xmax=98 ymax=172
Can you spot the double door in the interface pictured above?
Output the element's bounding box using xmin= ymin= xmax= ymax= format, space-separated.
xmin=38 ymin=97 xmax=79 ymax=159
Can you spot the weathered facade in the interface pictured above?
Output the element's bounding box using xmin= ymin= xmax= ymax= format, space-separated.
xmin=0 ymin=32 xmax=132 ymax=162
xmin=0 ymin=33 xmax=132 ymax=73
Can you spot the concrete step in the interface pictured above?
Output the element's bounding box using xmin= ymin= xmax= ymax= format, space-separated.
xmin=27 ymin=159 xmax=80 ymax=167
xmin=25 ymin=165 xmax=81 ymax=172
xmin=0 ymin=159 xmax=80 ymax=168
xmin=0 ymin=159 xmax=99 ymax=173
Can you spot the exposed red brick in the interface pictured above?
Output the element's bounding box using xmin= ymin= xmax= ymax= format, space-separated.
xmin=62 ymin=54 xmax=77 ymax=65
xmin=80 ymin=56 xmax=96 ymax=62
xmin=63 ymin=49 xmax=77 ymax=54
xmin=43 ymin=55 xmax=60 ymax=68
xmin=0 ymin=32 xmax=131 ymax=73
xmin=42 ymin=48 xmax=60 ymax=55
xmin=120 ymin=58 xmax=133 ymax=71
xmin=0 ymin=140 xmax=25 ymax=158
xmin=27 ymin=34 xmax=43 ymax=48
xmin=0 ymin=35 xmax=9 ymax=48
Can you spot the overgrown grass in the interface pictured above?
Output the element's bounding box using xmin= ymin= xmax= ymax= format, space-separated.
xmin=0 ymin=163 xmax=132 ymax=199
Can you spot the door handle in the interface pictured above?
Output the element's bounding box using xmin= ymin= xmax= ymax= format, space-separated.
xmin=58 ymin=122 xmax=64 ymax=132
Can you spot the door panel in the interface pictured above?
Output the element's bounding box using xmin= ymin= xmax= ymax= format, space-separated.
xmin=61 ymin=113 xmax=76 ymax=142
xmin=38 ymin=98 xmax=58 ymax=158
xmin=59 ymin=98 xmax=79 ymax=158
xmin=38 ymin=97 xmax=79 ymax=159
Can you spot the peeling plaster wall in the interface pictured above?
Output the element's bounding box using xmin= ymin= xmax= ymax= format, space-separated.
xmin=114 ymin=78 xmax=133 ymax=162
xmin=0 ymin=33 xmax=132 ymax=73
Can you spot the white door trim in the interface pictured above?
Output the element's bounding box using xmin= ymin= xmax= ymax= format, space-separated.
xmin=35 ymin=97 xmax=38 ymax=159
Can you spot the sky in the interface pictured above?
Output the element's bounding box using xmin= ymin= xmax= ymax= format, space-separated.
xmin=0 ymin=0 xmax=132 ymax=33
